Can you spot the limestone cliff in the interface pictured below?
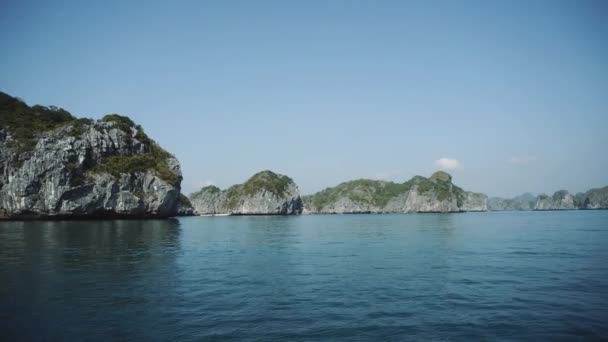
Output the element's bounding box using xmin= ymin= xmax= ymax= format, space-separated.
xmin=189 ymin=171 xmax=303 ymax=215
xmin=534 ymin=190 xmax=578 ymax=210
xmin=303 ymin=171 xmax=488 ymax=214
xmin=0 ymin=92 xmax=182 ymax=219
xmin=460 ymin=191 xmax=489 ymax=212
xmin=583 ymin=186 xmax=608 ymax=209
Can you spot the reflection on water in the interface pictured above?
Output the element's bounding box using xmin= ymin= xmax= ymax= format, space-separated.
xmin=1 ymin=212 xmax=607 ymax=341
xmin=0 ymin=219 xmax=180 ymax=341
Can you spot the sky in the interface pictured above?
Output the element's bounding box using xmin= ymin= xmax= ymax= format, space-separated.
xmin=1 ymin=0 xmax=607 ymax=197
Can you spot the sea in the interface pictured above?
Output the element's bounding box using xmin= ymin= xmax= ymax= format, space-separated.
xmin=1 ymin=211 xmax=607 ymax=341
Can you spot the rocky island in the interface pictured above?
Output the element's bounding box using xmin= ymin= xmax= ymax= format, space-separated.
xmin=0 ymin=92 xmax=182 ymax=219
xmin=189 ymin=170 xmax=303 ymax=215
xmin=489 ymin=186 xmax=608 ymax=211
xmin=488 ymin=193 xmax=536 ymax=211
xmin=302 ymin=171 xmax=488 ymax=214
xmin=2 ymin=92 xmax=606 ymax=219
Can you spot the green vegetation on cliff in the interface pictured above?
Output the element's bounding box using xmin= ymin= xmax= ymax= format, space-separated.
xmin=0 ymin=92 xmax=78 ymax=152
xmin=304 ymin=172 xmax=465 ymax=210
xmin=190 ymin=171 xmax=296 ymax=210
xmin=91 ymin=146 xmax=177 ymax=184
xmin=414 ymin=173 xmax=464 ymax=205
xmin=102 ymin=114 xmax=136 ymax=133
xmin=223 ymin=171 xmax=294 ymax=209
xmin=242 ymin=171 xmax=293 ymax=197
xmin=0 ymin=92 xmax=177 ymax=184
xmin=429 ymin=171 xmax=452 ymax=182
xmin=224 ymin=185 xmax=243 ymax=209
xmin=190 ymin=185 xmax=221 ymax=198
xmin=189 ymin=170 xmax=303 ymax=215
xmin=95 ymin=114 xmax=178 ymax=183
xmin=304 ymin=179 xmax=413 ymax=209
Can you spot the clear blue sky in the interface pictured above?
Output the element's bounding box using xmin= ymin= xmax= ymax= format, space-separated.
xmin=1 ymin=0 xmax=607 ymax=197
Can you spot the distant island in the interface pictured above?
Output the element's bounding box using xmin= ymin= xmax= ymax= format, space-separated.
xmin=1 ymin=91 xmax=607 ymax=219
xmin=489 ymin=187 xmax=608 ymax=211
xmin=302 ymin=171 xmax=487 ymax=214
xmin=187 ymin=170 xmax=488 ymax=215
xmin=188 ymin=170 xmax=608 ymax=215
xmin=190 ymin=170 xmax=303 ymax=215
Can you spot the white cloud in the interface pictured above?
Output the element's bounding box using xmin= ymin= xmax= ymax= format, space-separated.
xmin=507 ymin=156 xmax=537 ymax=165
xmin=434 ymin=158 xmax=462 ymax=171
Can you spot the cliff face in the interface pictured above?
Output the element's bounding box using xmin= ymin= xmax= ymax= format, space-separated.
xmin=0 ymin=93 xmax=182 ymax=219
xmin=189 ymin=171 xmax=303 ymax=215
xmin=534 ymin=190 xmax=578 ymax=210
xmin=460 ymin=192 xmax=489 ymax=212
xmin=583 ymin=186 xmax=608 ymax=209
xmin=189 ymin=185 xmax=225 ymax=214
xmin=303 ymin=171 xmax=488 ymax=214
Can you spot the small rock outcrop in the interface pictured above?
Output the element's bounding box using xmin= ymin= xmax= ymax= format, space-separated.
xmin=0 ymin=92 xmax=182 ymax=219
xmin=303 ymin=171 xmax=488 ymax=214
xmin=189 ymin=171 xmax=303 ymax=215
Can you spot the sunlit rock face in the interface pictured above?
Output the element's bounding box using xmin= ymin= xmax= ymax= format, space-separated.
xmin=534 ymin=190 xmax=578 ymax=210
xmin=0 ymin=92 xmax=182 ymax=219
xmin=460 ymin=192 xmax=489 ymax=212
xmin=189 ymin=171 xmax=303 ymax=215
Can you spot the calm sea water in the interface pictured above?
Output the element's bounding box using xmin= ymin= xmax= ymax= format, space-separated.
xmin=1 ymin=211 xmax=607 ymax=341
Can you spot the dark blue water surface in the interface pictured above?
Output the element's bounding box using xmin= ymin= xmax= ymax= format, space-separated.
xmin=1 ymin=211 xmax=607 ymax=341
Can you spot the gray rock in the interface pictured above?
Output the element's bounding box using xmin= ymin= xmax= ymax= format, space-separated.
xmin=189 ymin=185 xmax=224 ymax=214
xmin=0 ymin=100 xmax=182 ymax=219
xmin=534 ymin=190 xmax=577 ymax=210
xmin=583 ymin=186 xmax=608 ymax=209
xmin=190 ymin=171 xmax=303 ymax=215
xmin=461 ymin=191 xmax=489 ymax=212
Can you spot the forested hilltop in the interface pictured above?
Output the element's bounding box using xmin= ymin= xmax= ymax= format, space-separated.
xmin=189 ymin=170 xmax=303 ymax=215
xmin=303 ymin=171 xmax=487 ymax=214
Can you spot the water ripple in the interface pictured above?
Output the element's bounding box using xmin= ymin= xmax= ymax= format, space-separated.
xmin=1 ymin=212 xmax=607 ymax=341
